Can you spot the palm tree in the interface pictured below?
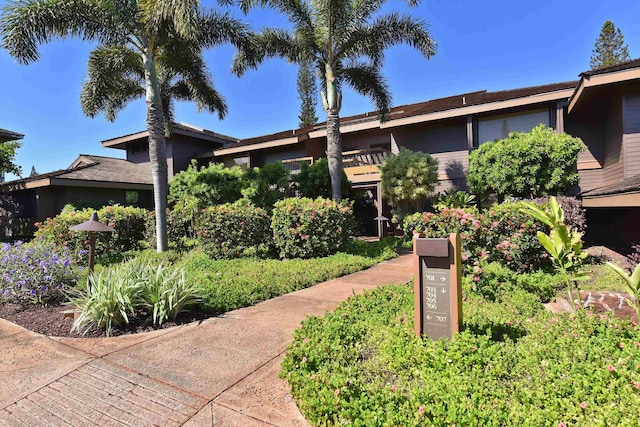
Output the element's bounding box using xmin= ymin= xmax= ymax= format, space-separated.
xmin=234 ymin=0 xmax=436 ymax=201
xmin=0 ymin=0 xmax=251 ymax=251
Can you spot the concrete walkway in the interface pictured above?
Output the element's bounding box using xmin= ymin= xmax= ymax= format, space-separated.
xmin=0 ymin=254 xmax=413 ymax=426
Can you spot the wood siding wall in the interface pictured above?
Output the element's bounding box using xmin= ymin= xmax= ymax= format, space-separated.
xmin=623 ymin=93 xmax=640 ymax=178
xmin=602 ymin=97 xmax=625 ymax=186
xmin=391 ymin=118 xmax=469 ymax=182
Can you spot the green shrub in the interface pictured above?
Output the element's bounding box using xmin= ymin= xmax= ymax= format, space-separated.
xmin=34 ymin=205 xmax=152 ymax=263
xmin=0 ymin=241 xmax=79 ymax=304
xmin=292 ymin=158 xmax=353 ymax=200
xmin=380 ymin=147 xmax=439 ymax=224
xmin=282 ymin=283 xmax=640 ymax=426
xmin=177 ymin=243 xmax=396 ymax=314
xmin=401 ymin=212 xmax=424 ymax=240
xmin=194 ymin=200 xmax=272 ymax=259
xmin=468 ymin=124 xmax=583 ymax=200
xmin=168 ymin=161 xmax=244 ymax=215
xmin=272 ymin=197 xmax=356 ymax=259
xmin=241 ymin=162 xmax=290 ymax=210
xmin=413 ymin=202 xmax=552 ymax=272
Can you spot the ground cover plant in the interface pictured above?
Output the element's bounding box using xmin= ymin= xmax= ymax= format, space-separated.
xmin=281 ymin=279 xmax=640 ymax=426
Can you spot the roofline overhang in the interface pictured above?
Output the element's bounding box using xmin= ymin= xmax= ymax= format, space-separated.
xmin=1 ymin=178 xmax=153 ymax=191
xmin=568 ymin=68 xmax=640 ymax=113
xmin=209 ymin=88 xmax=575 ymax=158
xmin=582 ymin=191 xmax=640 ymax=208
xmin=0 ymin=130 xmax=24 ymax=141
xmin=102 ymin=126 xmax=237 ymax=149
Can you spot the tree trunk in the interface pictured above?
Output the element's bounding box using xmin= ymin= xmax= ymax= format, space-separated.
xmin=143 ymin=53 xmax=169 ymax=252
xmin=326 ymin=110 xmax=342 ymax=201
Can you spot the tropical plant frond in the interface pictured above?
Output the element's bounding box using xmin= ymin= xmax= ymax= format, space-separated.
xmin=232 ymin=27 xmax=301 ymax=76
xmin=339 ymin=12 xmax=435 ymax=66
xmin=138 ymin=0 xmax=198 ymax=39
xmin=198 ymin=10 xmax=253 ymax=51
xmin=0 ymin=0 xmax=126 ymax=64
xmin=80 ymin=45 xmax=145 ymax=121
xmin=341 ymin=62 xmax=391 ymax=121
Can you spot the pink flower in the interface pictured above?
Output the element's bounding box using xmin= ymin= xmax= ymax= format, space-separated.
xmin=310 ymin=374 xmax=316 ymax=380
xmin=558 ymin=423 xmax=567 ymax=427
xmin=301 ymin=357 xmax=307 ymax=363
xmin=461 ymin=253 xmax=469 ymax=261
xmin=634 ymin=382 xmax=640 ymax=389
xmin=618 ymin=343 xmax=624 ymax=349
xmin=390 ymin=385 xmax=396 ymax=392
xmin=634 ymin=341 xmax=639 ymax=347
xmin=334 ymin=389 xmax=340 ymax=395
xmin=418 ymin=406 xmax=425 ymax=415
xmin=607 ymin=365 xmax=616 ymax=372
xmin=470 ymin=345 xmax=477 ymax=351
xmin=579 ymin=401 xmax=587 ymax=409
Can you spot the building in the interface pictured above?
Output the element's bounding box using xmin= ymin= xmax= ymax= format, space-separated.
xmin=3 ymin=60 xmax=640 ymax=248
xmin=0 ymin=127 xmax=24 ymax=183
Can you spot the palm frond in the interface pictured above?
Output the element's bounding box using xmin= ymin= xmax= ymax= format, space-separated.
xmin=0 ymin=0 xmax=125 ymax=64
xmin=341 ymin=62 xmax=391 ymax=121
xmin=232 ymin=27 xmax=302 ymax=76
xmin=80 ymin=45 xmax=145 ymax=121
xmin=138 ymin=0 xmax=198 ymax=39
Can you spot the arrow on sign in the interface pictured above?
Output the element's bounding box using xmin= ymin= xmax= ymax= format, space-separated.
xmin=439 ymin=276 xmax=446 ymax=282
xmin=426 ymin=315 xmax=432 ymax=320
xmin=441 ymin=288 xmax=447 ymax=294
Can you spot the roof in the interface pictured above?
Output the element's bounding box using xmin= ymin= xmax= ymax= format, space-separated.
xmin=0 ymin=155 xmax=152 ymax=191
xmin=580 ymin=58 xmax=640 ymax=78
xmin=211 ymin=80 xmax=578 ymax=157
xmin=0 ymin=128 xmax=24 ymax=142
xmin=582 ymin=174 xmax=640 ymax=198
xmin=102 ymin=123 xmax=238 ymax=149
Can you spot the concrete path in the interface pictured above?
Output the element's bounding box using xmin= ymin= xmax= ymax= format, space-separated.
xmin=0 ymin=254 xmax=413 ymax=426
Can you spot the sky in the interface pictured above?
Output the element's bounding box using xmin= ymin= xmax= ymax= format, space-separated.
xmin=1 ymin=0 xmax=640 ymax=181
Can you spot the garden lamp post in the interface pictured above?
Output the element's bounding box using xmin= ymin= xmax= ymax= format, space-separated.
xmin=70 ymin=212 xmax=115 ymax=276
xmin=374 ymin=215 xmax=389 ymax=240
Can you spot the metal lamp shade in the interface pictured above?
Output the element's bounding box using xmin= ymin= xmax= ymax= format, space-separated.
xmin=69 ymin=212 xmax=116 ymax=233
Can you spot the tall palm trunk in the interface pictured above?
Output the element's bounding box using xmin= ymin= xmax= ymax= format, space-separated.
xmin=143 ymin=53 xmax=169 ymax=252
xmin=326 ymin=110 xmax=342 ymax=201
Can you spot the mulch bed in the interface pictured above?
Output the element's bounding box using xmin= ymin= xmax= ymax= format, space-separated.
xmin=0 ymin=303 xmax=216 ymax=338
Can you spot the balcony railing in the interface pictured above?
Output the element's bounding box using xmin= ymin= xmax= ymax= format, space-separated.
xmin=343 ymin=148 xmax=390 ymax=183
xmin=281 ymin=156 xmax=314 ymax=174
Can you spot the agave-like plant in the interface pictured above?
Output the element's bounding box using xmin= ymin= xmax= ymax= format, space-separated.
xmin=605 ymin=262 xmax=640 ymax=320
xmin=520 ymin=196 xmax=588 ymax=310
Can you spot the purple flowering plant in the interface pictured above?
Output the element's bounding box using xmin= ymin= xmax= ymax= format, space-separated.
xmin=0 ymin=240 xmax=79 ymax=304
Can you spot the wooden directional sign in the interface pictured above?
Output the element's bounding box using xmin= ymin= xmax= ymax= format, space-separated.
xmin=413 ymin=233 xmax=462 ymax=340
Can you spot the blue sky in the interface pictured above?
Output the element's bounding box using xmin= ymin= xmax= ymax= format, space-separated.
xmin=1 ymin=0 xmax=640 ymax=180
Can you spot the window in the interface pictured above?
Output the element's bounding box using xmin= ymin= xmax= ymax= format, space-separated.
xmin=232 ymin=156 xmax=250 ymax=170
xmin=477 ymin=109 xmax=550 ymax=145
xmin=130 ymin=140 xmax=149 ymax=154
xmin=125 ymin=191 xmax=140 ymax=206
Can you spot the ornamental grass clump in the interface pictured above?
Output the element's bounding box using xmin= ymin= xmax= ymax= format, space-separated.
xmin=67 ymin=259 xmax=201 ymax=336
xmin=0 ymin=241 xmax=78 ymax=304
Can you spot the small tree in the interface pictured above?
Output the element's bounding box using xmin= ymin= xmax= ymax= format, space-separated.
xmin=241 ymin=162 xmax=290 ymax=210
xmin=590 ymin=20 xmax=630 ymax=69
xmin=467 ymin=125 xmax=583 ymax=201
xmin=0 ymin=140 xmax=21 ymax=177
xmin=380 ymin=148 xmax=438 ymax=223
xmin=297 ymin=61 xmax=318 ymax=128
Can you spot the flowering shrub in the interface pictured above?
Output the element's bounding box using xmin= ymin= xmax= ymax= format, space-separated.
xmin=34 ymin=205 xmax=152 ymax=263
xmin=271 ymin=197 xmax=356 ymax=259
xmin=410 ymin=202 xmax=553 ymax=272
xmin=0 ymin=241 xmax=79 ymax=304
xmin=194 ymin=200 xmax=272 ymax=259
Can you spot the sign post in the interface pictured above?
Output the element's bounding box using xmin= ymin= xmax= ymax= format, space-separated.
xmin=413 ymin=233 xmax=462 ymax=339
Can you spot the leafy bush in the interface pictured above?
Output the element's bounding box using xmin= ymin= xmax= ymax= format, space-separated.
xmin=178 ymin=243 xmax=396 ymax=314
xmin=272 ymin=197 xmax=356 ymax=259
xmin=432 ymin=188 xmax=476 ymax=210
xmin=0 ymin=241 xmax=79 ymax=304
xmin=292 ymin=158 xmax=353 ymax=200
xmin=168 ymin=161 xmax=244 ymax=216
xmin=34 ymin=205 xmax=152 ymax=263
xmin=241 ymin=162 xmax=290 ymax=210
xmin=282 ymin=283 xmax=640 ymax=426
xmin=412 ymin=202 xmax=552 ymax=272
xmin=380 ymin=147 xmax=439 ymax=224
xmin=468 ymin=124 xmax=583 ymax=200
xmin=194 ymin=200 xmax=272 ymax=259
